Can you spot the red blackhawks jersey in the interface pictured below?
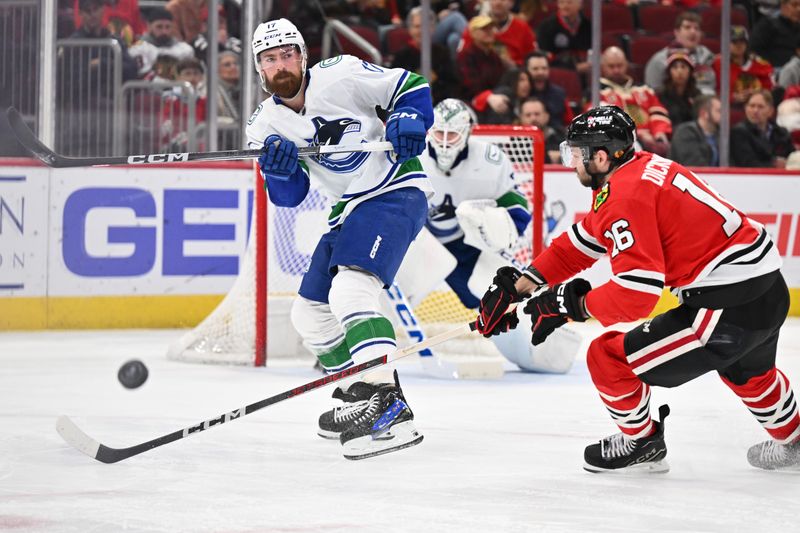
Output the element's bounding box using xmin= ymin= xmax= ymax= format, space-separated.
xmin=531 ymin=152 xmax=782 ymax=326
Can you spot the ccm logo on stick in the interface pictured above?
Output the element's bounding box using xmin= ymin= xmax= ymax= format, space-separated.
xmin=127 ymin=153 xmax=189 ymax=164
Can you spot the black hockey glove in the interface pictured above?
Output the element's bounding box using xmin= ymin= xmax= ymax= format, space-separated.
xmin=476 ymin=267 xmax=525 ymax=338
xmin=523 ymin=278 xmax=591 ymax=346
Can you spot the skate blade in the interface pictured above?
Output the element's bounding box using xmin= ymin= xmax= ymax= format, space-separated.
xmin=342 ymin=421 xmax=423 ymax=460
xmin=317 ymin=429 xmax=340 ymax=440
xmin=583 ymin=459 xmax=670 ymax=474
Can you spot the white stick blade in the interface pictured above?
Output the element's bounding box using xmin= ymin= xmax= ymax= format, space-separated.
xmin=56 ymin=416 xmax=101 ymax=459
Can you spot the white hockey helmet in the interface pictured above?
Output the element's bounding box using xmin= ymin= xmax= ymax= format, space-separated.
xmin=251 ymin=18 xmax=307 ymax=94
xmin=428 ymin=98 xmax=475 ymax=171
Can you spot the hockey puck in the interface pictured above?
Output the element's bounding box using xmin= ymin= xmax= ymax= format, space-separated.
xmin=118 ymin=359 xmax=149 ymax=389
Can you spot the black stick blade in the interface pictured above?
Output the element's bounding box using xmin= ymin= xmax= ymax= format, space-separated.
xmin=5 ymin=106 xmax=65 ymax=167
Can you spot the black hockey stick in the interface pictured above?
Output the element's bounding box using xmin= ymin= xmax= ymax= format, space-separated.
xmin=5 ymin=106 xmax=393 ymax=168
xmin=56 ymin=320 xmax=478 ymax=464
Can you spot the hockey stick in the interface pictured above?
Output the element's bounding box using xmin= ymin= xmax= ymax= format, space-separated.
xmin=5 ymin=106 xmax=393 ymax=168
xmin=384 ymin=283 xmax=504 ymax=380
xmin=56 ymin=319 xmax=478 ymax=464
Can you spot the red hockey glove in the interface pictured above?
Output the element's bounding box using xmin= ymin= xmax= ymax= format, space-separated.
xmin=523 ymin=278 xmax=591 ymax=346
xmin=476 ymin=267 xmax=525 ymax=337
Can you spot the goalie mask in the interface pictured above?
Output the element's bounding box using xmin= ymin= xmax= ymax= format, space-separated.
xmin=560 ymin=105 xmax=636 ymax=189
xmin=251 ymin=18 xmax=307 ymax=97
xmin=428 ymin=98 xmax=475 ymax=171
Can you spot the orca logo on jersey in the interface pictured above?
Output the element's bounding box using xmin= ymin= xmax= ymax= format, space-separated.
xmin=311 ymin=117 xmax=361 ymax=146
xmin=429 ymin=194 xmax=456 ymax=222
xmin=307 ymin=116 xmax=368 ymax=173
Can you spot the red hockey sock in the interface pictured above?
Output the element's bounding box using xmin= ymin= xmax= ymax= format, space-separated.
xmin=588 ymin=331 xmax=654 ymax=439
xmin=721 ymin=367 xmax=800 ymax=445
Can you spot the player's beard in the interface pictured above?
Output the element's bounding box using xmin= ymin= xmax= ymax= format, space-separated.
xmin=576 ymin=168 xmax=593 ymax=188
xmin=269 ymin=69 xmax=303 ymax=98
xmin=576 ymin=164 xmax=596 ymax=189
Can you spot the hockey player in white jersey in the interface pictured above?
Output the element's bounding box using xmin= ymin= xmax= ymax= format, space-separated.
xmin=245 ymin=19 xmax=434 ymax=459
xmin=410 ymin=98 xmax=582 ymax=373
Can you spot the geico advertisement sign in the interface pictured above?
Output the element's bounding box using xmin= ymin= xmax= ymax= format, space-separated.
xmin=50 ymin=167 xmax=253 ymax=296
xmin=543 ymin=169 xmax=800 ymax=286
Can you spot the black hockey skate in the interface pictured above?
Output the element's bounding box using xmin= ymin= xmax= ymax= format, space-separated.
xmin=747 ymin=438 xmax=800 ymax=470
xmin=340 ymin=370 xmax=423 ymax=460
xmin=317 ymin=381 xmax=381 ymax=439
xmin=583 ymin=405 xmax=670 ymax=474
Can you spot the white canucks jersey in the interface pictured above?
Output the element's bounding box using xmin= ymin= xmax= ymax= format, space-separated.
xmin=246 ymin=54 xmax=433 ymax=227
xmin=420 ymin=138 xmax=529 ymax=244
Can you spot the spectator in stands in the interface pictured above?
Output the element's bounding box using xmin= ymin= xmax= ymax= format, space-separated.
xmin=457 ymin=15 xmax=512 ymax=103
xmin=776 ymin=84 xmax=800 ymax=149
xmin=518 ymin=97 xmax=565 ymax=163
xmin=191 ymin=8 xmax=243 ymax=64
xmin=657 ymin=50 xmax=702 ymax=127
xmin=713 ymin=26 xmax=774 ymax=106
xmin=61 ymin=0 xmax=139 ymax=156
xmin=598 ymin=46 xmax=672 ymax=156
xmin=525 ymin=51 xmax=574 ymax=128
xmin=751 ymin=0 xmax=800 ymax=69
xmin=161 ymin=57 xmax=207 ymax=151
xmin=319 ymin=0 xmax=398 ymax=27
xmin=778 ymin=37 xmax=800 ymax=87
xmin=166 ymin=0 xmax=206 ymax=44
xmin=460 ymin=0 xmax=535 ymax=66
xmin=669 ymin=94 xmax=721 ymax=167
xmin=72 ymin=0 xmax=146 ymax=46
xmin=754 ymin=0 xmax=782 ymax=19
xmin=70 ymin=0 xmax=139 ymax=82
xmin=477 ymin=68 xmax=532 ymax=124
xmin=217 ymin=51 xmax=240 ymax=122
xmin=519 ymin=0 xmax=553 ymax=23
xmin=644 ymin=11 xmax=716 ymax=96
xmin=427 ymin=1 xmax=469 ymax=60
xmin=391 ymin=6 xmax=460 ymax=104
xmin=730 ymin=90 xmax=793 ymax=168
xmin=129 ymin=7 xmax=195 ymax=79
xmin=536 ymin=0 xmax=591 ymax=75
xmin=151 ymin=54 xmax=178 ymax=82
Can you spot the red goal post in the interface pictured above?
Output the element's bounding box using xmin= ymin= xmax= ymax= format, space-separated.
xmin=166 ymin=125 xmax=545 ymax=367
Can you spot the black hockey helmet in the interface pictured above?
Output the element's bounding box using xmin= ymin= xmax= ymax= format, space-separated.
xmin=561 ymin=106 xmax=636 ymax=182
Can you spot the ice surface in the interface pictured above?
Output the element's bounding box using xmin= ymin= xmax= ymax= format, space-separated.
xmin=1 ymin=320 xmax=799 ymax=532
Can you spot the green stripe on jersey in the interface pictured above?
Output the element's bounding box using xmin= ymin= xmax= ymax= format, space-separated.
xmin=496 ymin=190 xmax=529 ymax=210
xmin=394 ymin=72 xmax=428 ymax=104
xmin=326 ymin=158 xmax=424 ymax=225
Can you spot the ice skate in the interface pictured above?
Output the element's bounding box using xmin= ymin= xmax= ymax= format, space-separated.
xmin=747 ymin=438 xmax=800 ymax=470
xmin=340 ymin=370 xmax=423 ymax=460
xmin=584 ymin=405 xmax=670 ymax=474
xmin=317 ymin=381 xmax=381 ymax=439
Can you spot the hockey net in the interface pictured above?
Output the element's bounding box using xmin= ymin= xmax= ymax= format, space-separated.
xmin=167 ymin=125 xmax=544 ymax=366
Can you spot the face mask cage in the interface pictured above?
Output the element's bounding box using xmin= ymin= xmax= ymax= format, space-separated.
xmin=559 ymin=141 xmax=593 ymax=168
xmin=429 ymin=122 xmax=469 ymax=169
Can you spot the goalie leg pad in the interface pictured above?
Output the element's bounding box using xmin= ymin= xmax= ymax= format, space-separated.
xmin=329 ymin=268 xmax=397 ymax=367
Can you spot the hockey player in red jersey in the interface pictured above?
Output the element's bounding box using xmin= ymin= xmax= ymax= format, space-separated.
xmin=477 ymin=105 xmax=800 ymax=473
